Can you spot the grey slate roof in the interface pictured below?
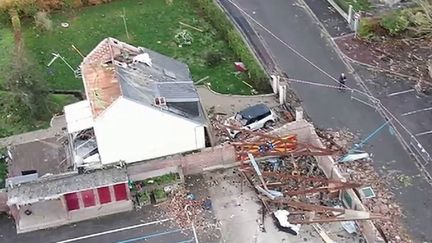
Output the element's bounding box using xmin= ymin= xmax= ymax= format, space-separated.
xmin=8 ymin=167 xmax=128 ymax=205
xmin=114 ymin=48 xmax=206 ymax=125
xmin=155 ymin=82 xmax=200 ymax=102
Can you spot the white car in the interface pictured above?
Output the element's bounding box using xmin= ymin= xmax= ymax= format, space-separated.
xmin=225 ymin=104 xmax=276 ymax=138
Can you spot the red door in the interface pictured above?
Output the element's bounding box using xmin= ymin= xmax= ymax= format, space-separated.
xmin=97 ymin=186 xmax=112 ymax=204
xmin=81 ymin=190 xmax=96 ymax=207
xmin=113 ymin=183 xmax=128 ymax=201
xmin=64 ymin=192 xmax=80 ymax=211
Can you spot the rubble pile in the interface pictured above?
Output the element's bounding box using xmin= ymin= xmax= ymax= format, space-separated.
xmin=318 ymin=128 xmax=411 ymax=242
xmin=241 ymin=155 xmax=356 ymax=221
xmin=342 ymin=161 xmax=412 ymax=243
xmin=336 ymin=36 xmax=432 ymax=94
xmin=207 ymin=104 xmax=294 ymax=144
xmin=317 ymin=128 xmax=357 ymax=153
xmin=161 ymin=188 xmax=210 ymax=231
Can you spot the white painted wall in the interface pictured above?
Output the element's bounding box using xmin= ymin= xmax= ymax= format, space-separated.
xmin=94 ymin=97 xmax=205 ymax=164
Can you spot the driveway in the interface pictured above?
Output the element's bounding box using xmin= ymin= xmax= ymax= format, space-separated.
xmin=197 ymin=86 xmax=278 ymax=115
xmin=221 ymin=0 xmax=432 ymax=241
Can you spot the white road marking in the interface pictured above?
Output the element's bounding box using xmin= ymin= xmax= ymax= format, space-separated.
xmin=416 ymin=130 xmax=432 ymax=137
xmin=56 ymin=218 xmax=171 ymax=243
xmin=401 ymin=107 xmax=432 ymax=117
xmin=387 ymin=89 xmax=415 ymax=97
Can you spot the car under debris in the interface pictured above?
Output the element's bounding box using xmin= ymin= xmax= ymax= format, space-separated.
xmin=224 ymin=104 xmax=276 ymax=138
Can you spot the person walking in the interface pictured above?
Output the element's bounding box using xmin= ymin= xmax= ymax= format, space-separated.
xmin=338 ymin=73 xmax=347 ymax=91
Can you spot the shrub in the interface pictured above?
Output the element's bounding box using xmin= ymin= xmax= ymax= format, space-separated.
xmin=190 ymin=0 xmax=269 ymax=92
xmin=333 ymin=0 xmax=372 ymax=12
xmin=87 ymin=0 xmax=111 ymax=5
xmin=380 ymin=12 xmax=410 ymax=35
xmin=358 ymin=17 xmax=385 ymax=39
xmin=153 ymin=188 xmax=167 ymax=200
xmin=205 ymin=51 xmax=223 ymax=67
xmin=34 ymin=11 xmax=53 ymax=31
xmin=36 ymin=0 xmax=63 ymax=11
xmin=64 ymin=0 xmax=83 ymax=8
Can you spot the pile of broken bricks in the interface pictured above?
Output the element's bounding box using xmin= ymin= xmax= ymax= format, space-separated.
xmin=342 ymin=161 xmax=413 ymax=243
xmin=320 ymin=128 xmax=412 ymax=242
xmin=161 ymin=187 xmax=215 ymax=232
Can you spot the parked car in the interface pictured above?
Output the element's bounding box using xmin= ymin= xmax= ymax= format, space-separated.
xmin=225 ymin=104 xmax=276 ymax=138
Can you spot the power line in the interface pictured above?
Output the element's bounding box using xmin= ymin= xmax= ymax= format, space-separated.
xmin=226 ymin=0 xmax=342 ymax=85
xmin=225 ymin=0 xmax=432 ymax=171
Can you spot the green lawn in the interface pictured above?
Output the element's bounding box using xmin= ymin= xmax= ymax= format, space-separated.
xmin=334 ymin=0 xmax=372 ymax=12
xmin=22 ymin=0 xmax=253 ymax=94
xmin=0 ymin=27 xmax=14 ymax=87
xmin=0 ymin=91 xmax=78 ymax=138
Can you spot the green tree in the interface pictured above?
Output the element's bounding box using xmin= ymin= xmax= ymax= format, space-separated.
xmin=4 ymin=47 xmax=49 ymax=122
xmin=0 ymin=0 xmax=36 ymax=44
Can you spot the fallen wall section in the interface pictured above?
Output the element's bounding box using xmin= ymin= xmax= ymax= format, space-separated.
xmin=276 ymin=120 xmax=384 ymax=243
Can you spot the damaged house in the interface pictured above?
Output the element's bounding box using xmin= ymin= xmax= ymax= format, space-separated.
xmin=4 ymin=38 xmax=211 ymax=233
xmin=64 ymin=37 xmax=210 ymax=168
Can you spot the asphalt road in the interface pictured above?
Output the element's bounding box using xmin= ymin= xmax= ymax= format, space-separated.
xmin=0 ymin=207 xmax=194 ymax=243
xmin=222 ymin=0 xmax=432 ymax=241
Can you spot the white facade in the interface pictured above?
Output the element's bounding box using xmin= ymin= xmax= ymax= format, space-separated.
xmin=93 ymin=97 xmax=205 ymax=164
xmin=64 ymin=100 xmax=94 ymax=133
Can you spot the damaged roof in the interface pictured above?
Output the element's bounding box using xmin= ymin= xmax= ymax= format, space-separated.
xmin=81 ymin=37 xmax=205 ymax=124
xmin=7 ymin=167 xmax=128 ymax=205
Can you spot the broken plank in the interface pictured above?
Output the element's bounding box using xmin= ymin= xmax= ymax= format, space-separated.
xmin=312 ymin=224 xmax=336 ymax=243
xmin=179 ymin=21 xmax=204 ymax=32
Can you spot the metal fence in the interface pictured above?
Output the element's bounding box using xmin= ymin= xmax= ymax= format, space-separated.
xmin=325 ymin=0 xmax=360 ymax=32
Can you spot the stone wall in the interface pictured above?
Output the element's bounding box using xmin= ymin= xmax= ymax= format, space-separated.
xmin=127 ymin=145 xmax=237 ymax=181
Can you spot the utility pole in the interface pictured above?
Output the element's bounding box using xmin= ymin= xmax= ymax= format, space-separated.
xmin=121 ymin=8 xmax=130 ymax=40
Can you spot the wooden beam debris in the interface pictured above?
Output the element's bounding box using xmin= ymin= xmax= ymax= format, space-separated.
xmin=179 ymin=21 xmax=204 ymax=32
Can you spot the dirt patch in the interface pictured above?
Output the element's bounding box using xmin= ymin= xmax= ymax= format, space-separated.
xmin=336 ymin=36 xmax=432 ymax=89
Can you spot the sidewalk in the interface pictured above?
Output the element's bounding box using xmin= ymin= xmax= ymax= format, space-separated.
xmin=222 ymin=0 xmax=432 ymax=241
xmin=0 ymin=115 xmax=66 ymax=148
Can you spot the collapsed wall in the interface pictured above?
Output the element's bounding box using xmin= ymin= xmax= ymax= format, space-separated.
xmin=270 ymin=120 xmax=383 ymax=243
xmin=127 ymin=118 xmax=384 ymax=242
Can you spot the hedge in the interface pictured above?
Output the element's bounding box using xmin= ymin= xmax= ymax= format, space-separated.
xmin=0 ymin=0 xmax=114 ymax=17
xmin=191 ymin=0 xmax=270 ymax=92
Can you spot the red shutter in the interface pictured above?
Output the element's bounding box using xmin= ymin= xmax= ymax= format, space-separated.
xmin=64 ymin=192 xmax=80 ymax=211
xmin=113 ymin=183 xmax=128 ymax=201
xmin=97 ymin=187 xmax=112 ymax=204
xmin=81 ymin=190 xmax=95 ymax=207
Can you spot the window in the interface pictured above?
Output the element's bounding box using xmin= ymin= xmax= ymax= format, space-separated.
xmin=97 ymin=187 xmax=112 ymax=204
xmin=64 ymin=192 xmax=80 ymax=211
xmin=81 ymin=190 xmax=95 ymax=207
xmin=113 ymin=183 xmax=128 ymax=201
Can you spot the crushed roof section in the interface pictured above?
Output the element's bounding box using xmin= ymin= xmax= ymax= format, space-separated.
xmin=80 ymin=37 xmax=205 ymax=123
xmin=7 ymin=137 xmax=69 ymax=178
xmin=7 ymin=167 xmax=128 ymax=205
